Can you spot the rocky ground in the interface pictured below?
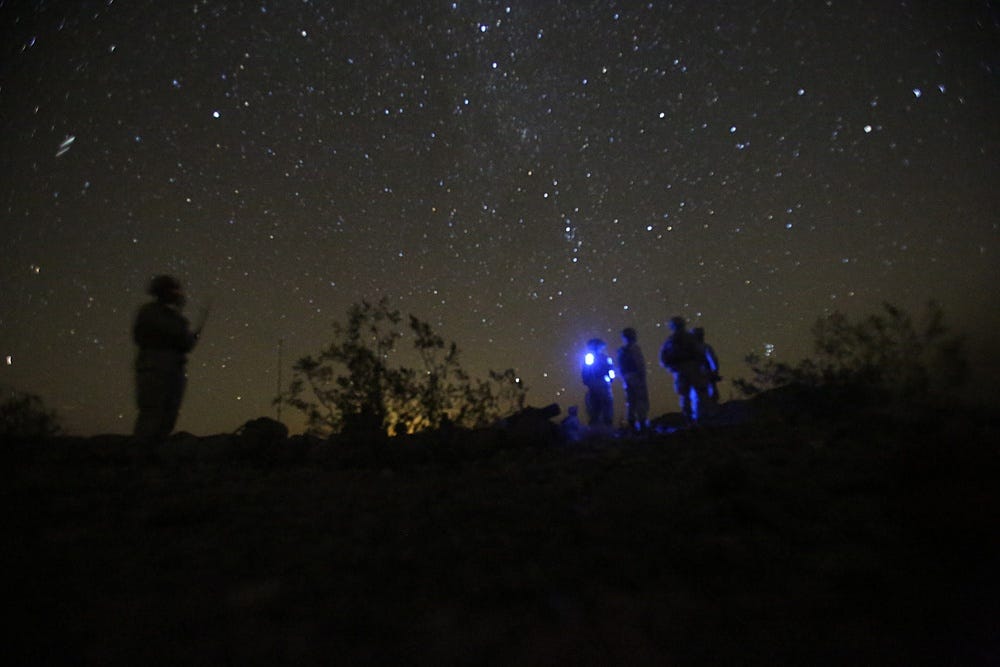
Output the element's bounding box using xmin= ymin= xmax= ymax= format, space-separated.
xmin=6 ymin=401 xmax=1000 ymax=665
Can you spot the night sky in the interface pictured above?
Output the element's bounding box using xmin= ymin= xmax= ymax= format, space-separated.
xmin=2 ymin=0 xmax=998 ymax=436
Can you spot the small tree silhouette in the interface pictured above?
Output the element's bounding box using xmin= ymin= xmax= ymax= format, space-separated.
xmin=735 ymin=301 xmax=967 ymax=404
xmin=1 ymin=388 xmax=61 ymax=439
xmin=278 ymin=298 xmax=527 ymax=436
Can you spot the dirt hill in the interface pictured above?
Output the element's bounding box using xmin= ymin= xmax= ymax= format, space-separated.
xmin=6 ymin=401 xmax=999 ymax=665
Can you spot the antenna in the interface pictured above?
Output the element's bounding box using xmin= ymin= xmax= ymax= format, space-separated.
xmin=276 ymin=338 xmax=284 ymax=423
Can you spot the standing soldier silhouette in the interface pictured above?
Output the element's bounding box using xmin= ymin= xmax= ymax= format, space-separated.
xmin=132 ymin=275 xmax=207 ymax=441
xmin=617 ymin=327 xmax=650 ymax=433
xmin=581 ymin=338 xmax=615 ymax=428
xmin=692 ymin=327 xmax=721 ymax=408
xmin=659 ymin=316 xmax=709 ymax=424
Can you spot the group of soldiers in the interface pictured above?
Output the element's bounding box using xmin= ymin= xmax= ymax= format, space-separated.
xmin=130 ymin=274 xmax=719 ymax=441
xmin=576 ymin=316 xmax=721 ymax=434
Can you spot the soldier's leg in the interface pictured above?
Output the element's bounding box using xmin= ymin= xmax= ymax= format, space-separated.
xmin=674 ymin=374 xmax=693 ymax=420
xmin=134 ymin=370 xmax=169 ymax=440
xmin=160 ymin=372 xmax=186 ymax=437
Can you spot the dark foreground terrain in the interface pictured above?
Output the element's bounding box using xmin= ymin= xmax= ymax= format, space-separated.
xmin=6 ymin=403 xmax=1000 ymax=665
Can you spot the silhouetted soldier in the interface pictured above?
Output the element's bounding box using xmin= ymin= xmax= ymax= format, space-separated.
xmin=132 ymin=275 xmax=206 ymax=441
xmin=581 ymin=338 xmax=615 ymax=427
xmin=692 ymin=327 xmax=721 ymax=404
xmin=617 ymin=327 xmax=650 ymax=433
xmin=660 ymin=316 xmax=709 ymax=424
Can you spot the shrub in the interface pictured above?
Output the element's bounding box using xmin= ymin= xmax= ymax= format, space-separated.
xmin=278 ymin=298 xmax=526 ymax=436
xmin=734 ymin=301 xmax=967 ymax=405
xmin=1 ymin=388 xmax=61 ymax=439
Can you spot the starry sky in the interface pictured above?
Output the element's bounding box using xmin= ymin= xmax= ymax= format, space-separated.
xmin=2 ymin=0 xmax=998 ymax=436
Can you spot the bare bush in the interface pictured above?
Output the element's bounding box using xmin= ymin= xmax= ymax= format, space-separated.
xmin=278 ymin=298 xmax=526 ymax=436
xmin=1 ymin=388 xmax=61 ymax=439
xmin=735 ymin=301 xmax=967 ymax=405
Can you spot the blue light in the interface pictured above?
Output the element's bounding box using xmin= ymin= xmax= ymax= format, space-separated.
xmin=608 ymin=369 xmax=615 ymax=379
xmin=585 ymin=352 xmax=595 ymax=365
